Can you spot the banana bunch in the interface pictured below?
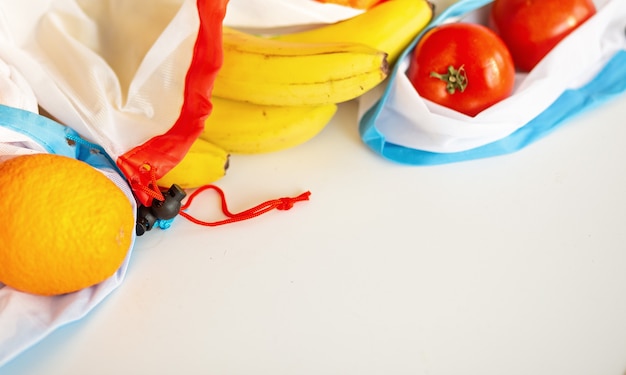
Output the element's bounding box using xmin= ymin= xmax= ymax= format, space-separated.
xmin=162 ymin=0 xmax=433 ymax=188
xmin=205 ymin=0 xmax=434 ymax=151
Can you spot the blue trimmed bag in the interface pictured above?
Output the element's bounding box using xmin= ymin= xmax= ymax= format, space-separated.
xmin=0 ymin=58 xmax=135 ymax=365
xmin=358 ymin=0 xmax=626 ymax=165
xmin=0 ymin=104 xmax=137 ymax=368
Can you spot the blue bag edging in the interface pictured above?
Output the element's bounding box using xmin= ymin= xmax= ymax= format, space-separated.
xmin=0 ymin=104 xmax=120 ymax=172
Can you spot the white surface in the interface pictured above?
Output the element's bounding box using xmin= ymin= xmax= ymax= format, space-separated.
xmin=2 ymin=92 xmax=626 ymax=375
xmin=3 ymin=0 xmax=626 ymax=372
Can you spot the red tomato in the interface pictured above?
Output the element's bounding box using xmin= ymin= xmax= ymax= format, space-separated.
xmin=490 ymin=0 xmax=597 ymax=72
xmin=407 ymin=23 xmax=516 ymax=117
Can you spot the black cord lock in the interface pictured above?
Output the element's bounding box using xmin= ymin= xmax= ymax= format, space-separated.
xmin=135 ymin=184 xmax=186 ymax=236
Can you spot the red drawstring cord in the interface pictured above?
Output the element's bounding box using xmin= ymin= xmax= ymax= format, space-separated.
xmin=134 ymin=164 xmax=165 ymax=203
xmin=178 ymin=185 xmax=311 ymax=226
xmin=133 ymin=171 xmax=310 ymax=233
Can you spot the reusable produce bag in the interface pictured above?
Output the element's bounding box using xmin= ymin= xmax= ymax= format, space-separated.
xmin=0 ymin=0 xmax=227 ymax=206
xmin=0 ymin=102 xmax=136 ymax=368
xmin=0 ymin=0 xmax=227 ymax=367
xmin=358 ymin=0 xmax=626 ymax=164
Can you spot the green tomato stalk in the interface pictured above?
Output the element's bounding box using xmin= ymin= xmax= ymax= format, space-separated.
xmin=430 ymin=65 xmax=468 ymax=94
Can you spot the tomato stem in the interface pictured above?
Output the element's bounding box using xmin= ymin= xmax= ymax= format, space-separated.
xmin=430 ymin=65 xmax=468 ymax=94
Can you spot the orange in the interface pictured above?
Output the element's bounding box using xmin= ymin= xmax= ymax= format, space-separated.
xmin=0 ymin=153 xmax=135 ymax=296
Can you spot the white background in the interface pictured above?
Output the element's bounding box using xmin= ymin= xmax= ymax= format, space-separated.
xmin=3 ymin=1 xmax=626 ymax=374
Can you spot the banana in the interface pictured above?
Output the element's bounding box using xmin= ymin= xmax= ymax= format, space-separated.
xmin=212 ymin=27 xmax=389 ymax=106
xmin=200 ymin=96 xmax=338 ymax=154
xmin=273 ymin=0 xmax=434 ymax=64
xmin=157 ymin=138 xmax=229 ymax=189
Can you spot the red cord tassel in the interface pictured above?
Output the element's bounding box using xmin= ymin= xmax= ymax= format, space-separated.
xmin=179 ymin=185 xmax=311 ymax=226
